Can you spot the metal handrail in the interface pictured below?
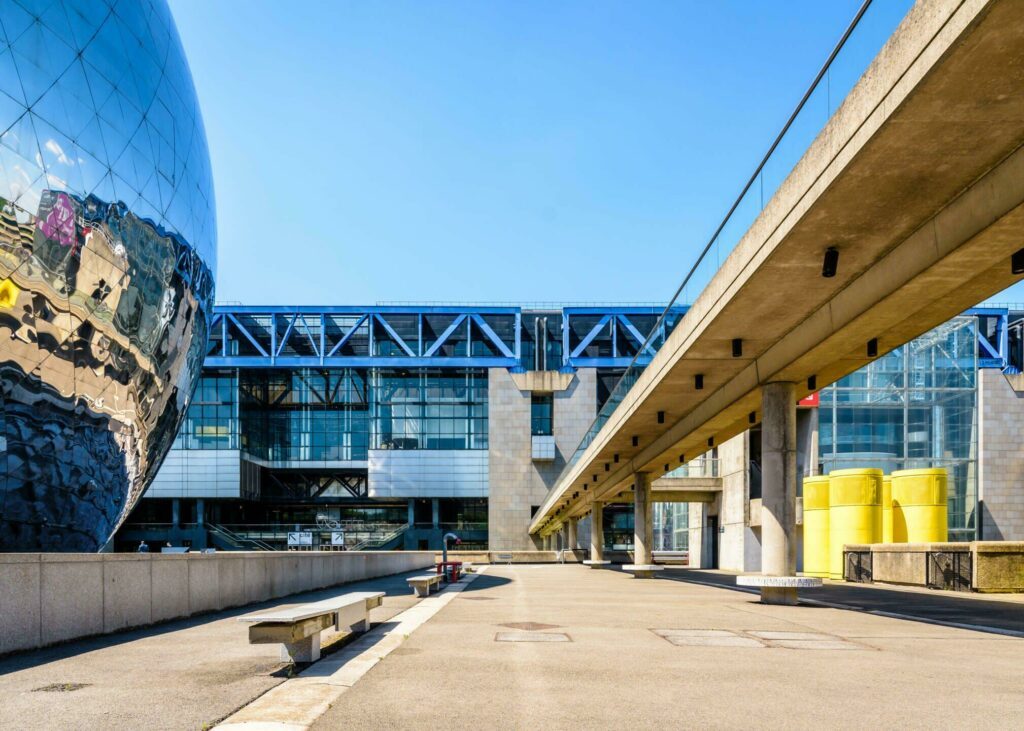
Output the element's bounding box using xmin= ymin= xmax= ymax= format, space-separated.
xmin=558 ymin=0 xmax=895 ymax=480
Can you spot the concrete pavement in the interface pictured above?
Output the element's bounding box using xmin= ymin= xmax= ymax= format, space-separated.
xmin=0 ymin=570 xmax=425 ymax=731
xmin=312 ymin=565 xmax=1024 ymax=730
xmin=3 ymin=564 xmax=1024 ymax=729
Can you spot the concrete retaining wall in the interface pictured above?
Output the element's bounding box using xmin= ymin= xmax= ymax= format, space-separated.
xmin=0 ymin=551 xmax=432 ymax=656
xmin=842 ymin=542 xmax=1024 ymax=593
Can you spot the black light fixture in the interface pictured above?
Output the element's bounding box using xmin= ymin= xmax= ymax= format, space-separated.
xmin=632 ymin=435 xmax=639 ymax=447
xmin=604 ymin=463 xmax=610 ymax=472
xmin=749 ymin=411 xmax=756 ymax=424
xmin=822 ymin=246 xmax=839 ymax=278
xmin=583 ymin=485 xmax=588 ymax=491
xmin=807 ymin=375 xmax=817 ymax=391
xmin=614 ymin=453 xmax=619 ymax=463
xmin=867 ymin=338 xmax=878 ymax=358
xmin=695 ymin=373 xmax=704 ymax=390
xmin=664 ymin=463 xmax=669 ymax=472
xmin=707 ymin=436 xmax=714 ymax=447
xmin=1013 ymin=248 xmax=1024 ymax=274
xmin=657 ymin=410 xmax=665 ymax=424
xmin=732 ymin=338 xmax=743 ymax=357
xmin=592 ymin=474 xmax=597 ymax=483
xmin=679 ymin=453 xmax=685 ymax=463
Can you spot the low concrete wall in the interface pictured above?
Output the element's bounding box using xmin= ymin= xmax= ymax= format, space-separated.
xmin=973 ymin=542 xmax=1024 ymax=593
xmin=437 ymin=550 xmax=585 ymax=564
xmin=842 ymin=542 xmax=1024 ymax=593
xmin=0 ymin=551 xmax=432 ymax=656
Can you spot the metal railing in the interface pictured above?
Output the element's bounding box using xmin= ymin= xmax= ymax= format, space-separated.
xmin=559 ymin=0 xmax=913 ymax=478
xmin=662 ymin=458 xmax=720 ymax=479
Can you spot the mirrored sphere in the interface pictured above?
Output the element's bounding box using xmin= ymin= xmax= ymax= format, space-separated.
xmin=0 ymin=0 xmax=215 ymax=551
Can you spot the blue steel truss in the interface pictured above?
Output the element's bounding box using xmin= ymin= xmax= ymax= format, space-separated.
xmin=204 ymin=305 xmax=687 ymax=370
xmin=967 ymin=307 xmax=1010 ymax=371
xmin=562 ymin=306 xmax=688 ymax=369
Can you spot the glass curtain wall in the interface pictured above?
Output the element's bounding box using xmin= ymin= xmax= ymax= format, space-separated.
xmin=371 ymin=369 xmax=488 ymax=450
xmin=818 ymin=316 xmax=978 ymax=540
xmin=653 ymin=503 xmax=690 ymax=551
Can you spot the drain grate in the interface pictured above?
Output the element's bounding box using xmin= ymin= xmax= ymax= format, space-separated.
xmin=495 ymin=631 xmax=570 ymax=643
xmin=500 ymin=621 xmax=560 ymax=631
xmin=33 ymin=683 xmax=90 ymax=693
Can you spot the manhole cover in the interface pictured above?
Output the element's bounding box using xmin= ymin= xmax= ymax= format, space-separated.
xmin=500 ymin=622 xmax=560 ymax=631
xmin=495 ymin=632 xmax=570 ymax=643
xmin=33 ymin=683 xmax=90 ymax=693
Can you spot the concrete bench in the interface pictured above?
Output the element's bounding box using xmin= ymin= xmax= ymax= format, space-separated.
xmin=622 ymin=564 xmax=664 ymax=579
xmin=407 ymin=573 xmax=443 ymax=597
xmin=495 ymin=552 xmax=513 ymax=565
xmin=582 ymin=560 xmax=611 ymax=569
xmin=238 ymin=590 xmax=385 ymax=663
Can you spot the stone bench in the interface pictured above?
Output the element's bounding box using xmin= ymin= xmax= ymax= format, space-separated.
xmin=582 ymin=560 xmax=611 ymax=569
xmin=407 ymin=573 xmax=443 ymax=597
xmin=736 ymin=576 xmax=822 ymax=605
xmin=238 ymin=591 xmax=385 ymax=662
xmin=622 ymin=564 xmax=664 ymax=579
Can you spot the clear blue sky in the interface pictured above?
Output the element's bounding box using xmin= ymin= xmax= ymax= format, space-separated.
xmin=168 ymin=1 xmax=1017 ymax=307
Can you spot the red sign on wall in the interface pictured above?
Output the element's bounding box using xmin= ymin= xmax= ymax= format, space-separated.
xmin=798 ymin=392 xmax=819 ymax=408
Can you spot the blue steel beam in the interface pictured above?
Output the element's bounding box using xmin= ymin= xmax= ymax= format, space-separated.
xmin=205 ymin=305 xmax=683 ymax=369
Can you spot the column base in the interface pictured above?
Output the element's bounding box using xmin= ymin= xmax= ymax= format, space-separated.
xmin=622 ymin=564 xmax=664 ymax=579
xmin=760 ymin=587 xmax=799 ymax=605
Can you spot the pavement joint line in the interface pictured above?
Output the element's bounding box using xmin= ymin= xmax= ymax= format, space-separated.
xmin=672 ymin=576 xmax=1024 ymax=639
xmin=214 ymin=568 xmax=489 ymax=731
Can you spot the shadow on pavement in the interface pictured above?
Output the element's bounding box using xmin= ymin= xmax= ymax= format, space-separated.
xmin=0 ymin=568 xmax=431 ymax=672
xmin=660 ymin=568 xmax=1024 ymax=636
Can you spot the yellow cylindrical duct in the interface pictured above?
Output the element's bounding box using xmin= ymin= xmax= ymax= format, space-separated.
xmin=881 ymin=475 xmax=893 ymax=544
xmin=891 ymin=468 xmax=947 ymax=543
xmin=802 ymin=475 xmax=830 ymax=578
xmin=828 ymin=468 xmax=882 ymax=580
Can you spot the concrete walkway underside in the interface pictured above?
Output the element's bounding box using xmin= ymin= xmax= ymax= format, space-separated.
xmin=2 ymin=565 xmax=1023 ymax=729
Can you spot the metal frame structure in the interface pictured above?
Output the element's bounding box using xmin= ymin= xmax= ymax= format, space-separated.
xmin=205 ymin=305 xmax=685 ymax=371
xmin=967 ymin=307 xmax=1009 ymax=370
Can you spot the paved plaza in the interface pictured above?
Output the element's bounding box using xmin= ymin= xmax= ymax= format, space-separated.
xmin=1 ymin=565 xmax=1023 ymax=729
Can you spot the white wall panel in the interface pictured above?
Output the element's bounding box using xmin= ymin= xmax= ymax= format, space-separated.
xmin=368 ymin=450 xmax=488 ymax=498
xmin=147 ymin=449 xmax=242 ymax=499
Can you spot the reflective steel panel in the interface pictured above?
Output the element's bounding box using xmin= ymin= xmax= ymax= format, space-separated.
xmin=0 ymin=0 xmax=215 ymax=551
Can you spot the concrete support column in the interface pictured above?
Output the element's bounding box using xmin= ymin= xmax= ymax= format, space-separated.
xmin=407 ymin=499 xmax=415 ymax=527
xmin=761 ymin=381 xmax=798 ymax=604
xmin=196 ymin=498 xmax=205 ymax=527
xmin=590 ymin=502 xmax=604 ymax=560
xmin=431 ymin=499 xmax=439 ymax=529
xmin=621 ymin=474 xmax=660 ymax=577
xmin=171 ymin=499 xmax=180 ymax=528
xmin=634 ymin=472 xmax=652 ymax=565
xmin=567 ymin=517 xmax=578 ymax=550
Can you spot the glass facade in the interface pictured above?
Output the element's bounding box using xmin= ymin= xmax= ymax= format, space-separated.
xmin=531 ymin=393 xmax=553 ymax=436
xmin=240 ymin=369 xmax=369 ymax=462
xmin=372 ymin=369 xmax=488 ymax=450
xmin=819 ymin=316 xmax=978 ymax=539
xmin=0 ymin=0 xmax=216 ymax=551
xmin=654 ymin=503 xmax=690 ymax=551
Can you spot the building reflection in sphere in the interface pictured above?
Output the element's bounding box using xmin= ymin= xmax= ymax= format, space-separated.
xmin=0 ymin=0 xmax=216 ymax=551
